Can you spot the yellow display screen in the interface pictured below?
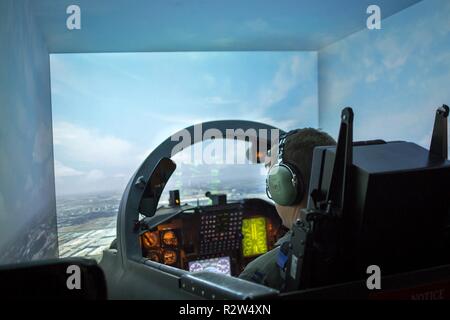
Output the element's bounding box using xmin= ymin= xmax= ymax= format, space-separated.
xmin=241 ymin=217 xmax=268 ymax=257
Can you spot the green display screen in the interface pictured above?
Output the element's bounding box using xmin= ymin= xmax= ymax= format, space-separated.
xmin=241 ymin=217 xmax=268 ymax=257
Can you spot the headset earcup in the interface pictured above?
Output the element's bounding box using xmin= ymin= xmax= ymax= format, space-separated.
xmin=267 ymin=165 xmax=299 ymax=206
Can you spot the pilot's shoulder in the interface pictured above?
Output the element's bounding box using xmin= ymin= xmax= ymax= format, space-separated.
xmin=238 ymin=247 xmax=280 ymax=281
xmin=275 ymin=230 xmax=293 ymax=246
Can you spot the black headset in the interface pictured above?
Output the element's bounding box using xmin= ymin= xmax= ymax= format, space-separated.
xmin=265 ymin=130 xmax=306 ymax=206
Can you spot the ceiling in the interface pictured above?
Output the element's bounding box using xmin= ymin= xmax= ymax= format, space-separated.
xmin=30 ymin=0 xmax=423 ymax=53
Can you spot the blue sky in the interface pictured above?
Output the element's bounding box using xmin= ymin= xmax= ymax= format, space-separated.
xmin=320 ymin=0 xmax=450 ymax=148
xmin=50 ymin=52 xmax=318 ymax=195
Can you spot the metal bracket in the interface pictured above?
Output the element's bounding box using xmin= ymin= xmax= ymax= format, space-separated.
xmin=283 ymin=107 xmax=354 ymax=292
xmin=429 ymin=105 xmax=449 ymax=160
xmin=326 ymin=107 xmax=354 ymax=216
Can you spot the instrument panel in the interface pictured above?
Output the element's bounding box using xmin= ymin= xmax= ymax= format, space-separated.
xmin=139 ymin=199 xmax=286 ymax=276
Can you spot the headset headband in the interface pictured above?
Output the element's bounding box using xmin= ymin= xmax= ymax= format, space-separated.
xmin=277 ymin=129 xmax=300 ymax=161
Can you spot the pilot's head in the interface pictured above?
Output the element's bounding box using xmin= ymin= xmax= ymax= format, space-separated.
xmin=266 ymin=128 xmax=336 ymax=229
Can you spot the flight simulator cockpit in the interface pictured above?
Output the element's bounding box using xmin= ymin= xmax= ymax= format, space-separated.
xmin=139 ymin=194 xmax=287 ymax=277
xmin=95 ymin=105 xmax=450 ymax=300
xmin=2 ymin=107 xmax=450 ymax=300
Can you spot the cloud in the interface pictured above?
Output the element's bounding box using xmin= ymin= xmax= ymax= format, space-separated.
xmin=320 ymin=71 xmax=357 ymax=109
xmin=50 ymin=56 xmax=92 ymax=98
xmin=85 ymin=169 xmax=105 ymax=181
xmin=354 ymin=108 xmax=431 ymax=141
xmin=203 ymin=96 xmax=239 ymax=105
xmin=233 ymin=53 xmax=319 ymax=130
xmin=375 ymin=36 xmax=409 ymax=70
xmin=112 ymin=173 xmax=127 ymax=178
xmin=53 ymin=121 xmax=135 ymax=167
xmin=52 ymin=121 xmax=144 ymax=195
xmin=365 ymin=74 xmax=378 ymax=83
xmin=255 ymin=117 xmax=298 ymax=131
xmin=260 ymin=55 xmax=303 ymax=109
xmin=54 ymin=160 xmax=84 ymax=177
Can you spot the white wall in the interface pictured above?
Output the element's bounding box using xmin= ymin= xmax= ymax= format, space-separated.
xmin=0 ymin=0 xmax=58 ymax=264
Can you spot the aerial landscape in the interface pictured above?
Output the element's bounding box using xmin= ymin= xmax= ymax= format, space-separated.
xmin=56 ymin=163 xmax=268 ymax=261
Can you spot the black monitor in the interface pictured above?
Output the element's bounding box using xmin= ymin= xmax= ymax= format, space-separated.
xmin=284 ymin=106 xmax=450 ymax=291
xmin=309 ymin=140 xmax=450 ymax=281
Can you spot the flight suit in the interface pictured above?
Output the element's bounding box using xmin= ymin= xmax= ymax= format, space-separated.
xmin=238 ymin=231 xmax=292 ymax=290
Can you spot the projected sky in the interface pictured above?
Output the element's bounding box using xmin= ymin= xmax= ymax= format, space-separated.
xmin=50 ymin=52 xmax=318 ymax=195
